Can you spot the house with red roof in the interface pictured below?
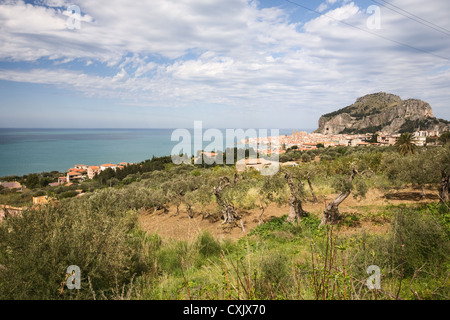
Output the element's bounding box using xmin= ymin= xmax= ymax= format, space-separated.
xmin=100 ymin=164 xmax=117 ymax=171
xmin=66 ymin=171 xmax=86 ymax=182
xmin=58 ymin=177 xmax=67 ymax=184
xmin=87 ymin=166 xmax=101 ymax=179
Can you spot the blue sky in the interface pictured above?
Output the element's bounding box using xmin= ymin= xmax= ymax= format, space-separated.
xmin=0 ymin=0 xmax=449 ymax=129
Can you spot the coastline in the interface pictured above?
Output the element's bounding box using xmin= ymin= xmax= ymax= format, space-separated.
xmin=0 ymin=128 xmax=304 ymax=177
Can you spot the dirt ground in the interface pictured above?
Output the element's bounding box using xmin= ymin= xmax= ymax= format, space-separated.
xmin=137 ymin=186 xmax=440 ymax=242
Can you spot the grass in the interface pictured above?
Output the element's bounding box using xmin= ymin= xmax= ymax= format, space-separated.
xmin=1 ymin=183 xmax=449 ymax=300
xmin=132 ymin=202 xmax=450 ymax=300
xmin=0 ymin=190 xmax=33 ymax=207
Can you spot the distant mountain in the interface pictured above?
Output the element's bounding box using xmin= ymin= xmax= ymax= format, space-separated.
xmin=315 ymin=92 xmax=450 ymax=134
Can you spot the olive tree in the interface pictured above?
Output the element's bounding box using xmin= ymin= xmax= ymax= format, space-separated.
xmin=319 ymin=155 xmax=373 ymax=226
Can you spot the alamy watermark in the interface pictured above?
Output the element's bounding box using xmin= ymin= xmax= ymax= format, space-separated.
xmin=170 ymin=121 xmax=280 ymax=176
xmin=366 ymin=265 xmax=381 ymax=290
xmin=66 ymin=265 xmax=81 ymax=290
xmin=65 ymin=5 xmax=81 ymax=30
xmin=367 ymin=5 xmax=381 ymax=30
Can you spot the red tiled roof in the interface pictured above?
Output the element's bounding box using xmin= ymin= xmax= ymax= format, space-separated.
xmin=101 ymin=164 xmax=116 ymax=167
xmin=68 ymin=172 xmax=83 ymax=176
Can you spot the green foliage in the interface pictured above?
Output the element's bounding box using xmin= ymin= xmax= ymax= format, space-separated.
xmin=196 ymin=232 xmax=222 ymax=258
xmin=249 ymin=216 xmax=288 ymax=238
xmin=190 ymin=169 xmax=202 ymax=176
xmin=398 ymin=118 xmax=446 ymax=134
xmin=33 ymin=190 xmax=47 ymax=197
xmin=364 ymin=207 xmax=450 ymax=278
xmin=439 ymin=132 xmax=450 ymax=145
xmin=58 ymin=190 xmax=79 ymax=199
xmin=249 ymin=215 xmax=322 ymax=239
xmin=259 ymin=251 xmax=291 ymax=289
xmin=24 ymin=173 xmax=41 ymax=189
xmin=3 ymin=141 xmax=450 ymax=300
xmin=156 ymin=241 xmax=190 ymax=276
xmin=301 ymin=154 xmax=311 ymax=162
xmin=424 ymin=203 xmax=450 ymax=239
xmin=381 ymin=146 xmax=448 ymax=193
xmin=0 ymin=190 xmax=152 ymax=299
xmin=0 ymin=189 xmax=34 ymax=207
xmin=368 ymin=133 xmax=378 ymax=143
xmin=395 ymin=132 xmax=417 ymax=155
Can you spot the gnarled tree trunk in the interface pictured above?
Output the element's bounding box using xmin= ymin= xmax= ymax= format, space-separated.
xmin=258 ymin=198 xmax=266 ymax=226
xmin=320 ymin=168 xmax=358 ymax=226
xmin=307 ymin=176 xmax=318 ymax=203
xmin=186 ymin=203 xmax=194 ymax=219
xmin=439 ymin=171 xmax=449 ymax=204
xmin=154 ymin=205 xmax=168 ymax=213
xmin=213 ymin=176 xmax=245 ymax=232
xmin=175 ymin=190 xmax=183 ymax=216
xmin=284 ymin=172 xmax=308 ymax=223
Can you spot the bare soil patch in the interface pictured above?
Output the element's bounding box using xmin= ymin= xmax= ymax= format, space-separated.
xmin=137 ymin=187 xmax=439 ymax=241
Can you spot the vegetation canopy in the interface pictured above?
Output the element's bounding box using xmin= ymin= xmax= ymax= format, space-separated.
xmin=0 ymin=143 xmax=449 ymax=300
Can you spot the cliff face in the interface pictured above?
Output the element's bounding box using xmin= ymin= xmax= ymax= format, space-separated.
xmin=315 ymin=92 xmax=449 ymax=134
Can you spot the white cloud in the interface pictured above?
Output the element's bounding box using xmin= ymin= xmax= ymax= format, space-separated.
xmin=317 ymin=3 xmax=328 ymax=13
xmin=0 ymin=0 xmax=449 ymax=126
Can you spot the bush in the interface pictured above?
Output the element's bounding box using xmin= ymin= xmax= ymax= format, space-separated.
xmin=301 ymin=154 xmax=311 ymax=163
xmin=249 ymin=216 xmax=289 ymax=238
xmin=122 ymin=174 xmax=137 ymax=185
xmin=196 ymin=231 xmax=222 ymax=258
xmin=391 ymin=209 xmax=450 ymax=276
xmin=258 ymin=251 xmax=291 ymax=295
xmin=361 ymin=207 xmax=450 ymax=278
xmin=59 ymin=190 xmax=79 ymax=199
xmin=0 ymin=189 xmax=152 ymax=299
xmin=156 ymin=241 xmax=190 ymax=276
xmin=33 ymin=190 xmax=47 ymax=197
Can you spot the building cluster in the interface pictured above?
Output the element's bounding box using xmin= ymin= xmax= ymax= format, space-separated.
xmin=59 ymin=162 xmax=132 ymax=185
xmin=242 ymin=130 xmax=371 ymax=154
xmin=375 ymin=130 xmax=441 ymax=147
xmin=243 ymin=129 xmax=444 ymax=154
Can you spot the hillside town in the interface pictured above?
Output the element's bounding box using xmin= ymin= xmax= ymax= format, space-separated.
xmin=243 ymin=129 xmax=443 ymax=154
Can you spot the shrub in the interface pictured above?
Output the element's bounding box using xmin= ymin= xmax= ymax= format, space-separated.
xmin=258 ymin=251 xmax=291 ymax=295
xmin=0 ymin=190 xmax=151 ymax=299
xmin=156 ymin=241 xmax=190 ymax=276
xmin=33 ymin=190 xmax=47 ymax=197
xmin=358 ymin=207 xmax=450 ymax=279
xmin=59 ymin=190 xmax=79 ymax=199
xmin=301 ymin=154 xmax=311 ymax=163
xmin=196 ymin=231 xmax=222 ymax=258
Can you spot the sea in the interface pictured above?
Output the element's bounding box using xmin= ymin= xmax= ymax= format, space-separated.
xmin=0 ymin=128 xmax=312 ymax=177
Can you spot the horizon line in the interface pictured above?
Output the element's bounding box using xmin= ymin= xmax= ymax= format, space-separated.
xmin=0 ymin=127 xmax=316 ymax=130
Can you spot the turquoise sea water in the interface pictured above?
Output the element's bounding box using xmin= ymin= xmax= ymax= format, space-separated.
xmin=0 ymin=128 xmax=307 ymax=177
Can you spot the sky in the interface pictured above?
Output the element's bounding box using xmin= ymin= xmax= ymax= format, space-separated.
xmin=0 ymin=0 xmax=449 ymax=129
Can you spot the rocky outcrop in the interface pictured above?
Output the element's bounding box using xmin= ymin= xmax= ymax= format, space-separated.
xmin=315 ymin=92 xmax=450 ymax=134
